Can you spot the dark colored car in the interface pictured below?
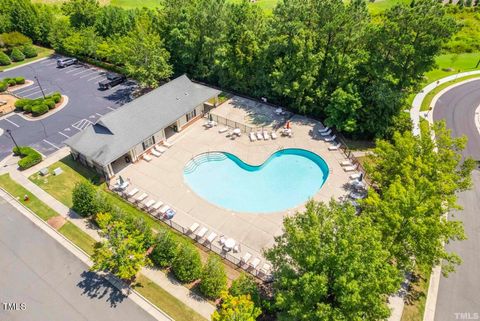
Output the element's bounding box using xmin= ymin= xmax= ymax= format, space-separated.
xmin=98 ymin=73 xmax=126 ymax=90
xmin=56 ymin=57 xmax=77 ymax=68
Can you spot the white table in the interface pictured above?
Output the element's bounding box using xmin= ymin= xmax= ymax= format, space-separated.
xmin=233 ymin=128 xmax=241 ymax=135
xmin=224 ymin=238 xmax=236 ymax=250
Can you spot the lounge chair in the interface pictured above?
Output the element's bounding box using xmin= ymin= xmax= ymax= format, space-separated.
xmin=206 ymin=232 xmax=217 ymax=243
xmin=151 ymin=149 xmax=161 ymax=157
xmin=189 ymin=222 xmax=200 ymax=233
xmin=135 ymin=193 xmax=148 ymax=202
xmin=155 ymin=145 xmax=167 ymax=153
xmin=159 ymin=204 xmax=171 ymax=214
xmin=350 ymin=173 xmax=361 ymax=180
xmin=260 ymin=263 xmax=271 ymax=274
xmin=324 ymin=135 xmax=336 ymax=142
xmin=218 ymin=127 xmax=228 ymax=133
xmin=196 ymin=227 xmax=208 ymax=238
xmin=256 ymin=131 xmax=263 ymax=140
xmin=318 ymin=126 xmax=330 ymax=133
xmin=144 ymin=199 xmax=156 ymax=209
xmin=163 ymin=141 xmax=173 ymax=148
xmin=250 ymin=257 xmax=261 ymax=269
xmin=151 ymin=201 xmax=164 ymax=211
xmin=263 ymin=131 xmax=270 ymax=140
xmin=249 ymin=132 xmax=257 ymax=142
xmin=241 ymin=252 xmax=252 ymax=264
xmin=126 ymin=188 xmax=139 ymax=198
xmin=340 ymin=160 xmax=353 ymax=166
xmin=143 ymin=154 xmax=152 ymax=162
xmin=343 ymin=164 xmax=358 ymax=172
xmin=320 ymin=129 xmax=332 ymax=136
xmin=328 ymin=142 xmax=341 ymax=151
xmin=271 ymin=132 xmax=277 ymax=139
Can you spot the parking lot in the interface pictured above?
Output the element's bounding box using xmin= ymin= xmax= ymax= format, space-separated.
xmin=0 ymin=55 xmax=136 ymax=159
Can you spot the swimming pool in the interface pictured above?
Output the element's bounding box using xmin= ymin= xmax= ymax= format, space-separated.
xmin=183 ymin=148 xmax=329 ymax=213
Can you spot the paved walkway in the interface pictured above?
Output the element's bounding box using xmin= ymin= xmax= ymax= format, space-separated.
xmin=0 ymin=148 xmax=216 ymax=320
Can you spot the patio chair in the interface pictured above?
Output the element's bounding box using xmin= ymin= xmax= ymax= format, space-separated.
xmin=250 ymin=257 xmax=261 ymax=269
xmin=271 ymin=132 xmax=277 ymax=140
xmin=126 ymin=188 xmax=139 ymax=198
xmin=163 ymin=141 xmax=173 ymax=148
xmin=155 ymin=145 xmax=167 ymax=153
xmin=143 ymin=154 xmax=152 ymax=162
xmin=135 ymin=193 xmax=148 ymax=203
xmin=324 ymin=135 xmax=336 ymax=142
xmin=144 ymin=199 xmax=156 ymax=209
xmin=260 ymin=263 xmax=271 ymax=274
xmin=241 ymin=252 xmax=252 ymax=264
xmin=340 ymin=160 xmax=353 ymax=167
xmin=343 ymin=164 xmax=358 ymax=172
xmin=349 ymin=191 xmax=366 ymax=200
xmin=263 ymin=131 xmax=270 ymax=140
xmin=219 ymin=235 xmax=226 ymax=245
xmin=196 ymin=227 xmax=208 ymax=238
xmin=206 ymin=232 xmax=217 ymax=243
xmin=189 ymin=222 xmax=200 ymax=233
xmin=151 ymin=149 xmax=161 ymax=157
xmin=218 ymin=127 xmax=228 ymax=133
xmin=151 ymin=201 xmax=164 ymax=211
xmin=249 ymin=132 xmax=257 ymax=142
xmin=256 ymin=131 xmax=263 ymax=140
xmin=350 ymin=173 xmax=361 ymax=180
xmin=318 ymin=126 xmax=330 ymax=133
xmin=159 ymin=204 xmax=171 ymax=214
xmin=328 ymin=142 xmax=341 ymax=151
xmin=320 ymin=129 xmax=332 ymax=136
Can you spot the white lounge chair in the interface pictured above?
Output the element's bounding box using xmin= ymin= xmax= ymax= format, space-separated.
xmin=263 ymin=131 xmax=270 ymax=140
xmin=250 ymin=257 xmax=260 ymax=269
xmin=155 ymin=145 xmax=167 ymax=153
xmin=135 ymin=193 xmax=148 ymax=202
xmin=318 ymin=126 xmax=330 ymax=133
xmin=219 ymin=127 xmax=228 ymax=133
xmin=159 ymin=204 xmax=171 ymax=214
xmin=249 ymin=132 xmax=257 ymax=142
xmin=260 ymin=263 xmax=271 ymax=274
xmin=328 ymin=142 xmax=341 ymax=151
xmin=151 ymin=201 xmax=164 ymax=211
xmin=206 ymin=232 xmax=217 ymax=243
xmin=126 ymin=188 xmax=139 ymax=197
xmin=143 ymin=154 xmax=152 ymax=162
xmin=320 ymin=129 xmax=332 ymax=136
xmin=196 ymin=227 xmax=208 ymax=238
xmin=189 ymin=222 xmax=200 ymax=233
xmin=144 ymin=199 xmax=156 ymax=209
xmin=256 ymin=131 xmax=263 ymax=140
xmin=271 ymin=132 xmax=277 ymax=139
xmin=324 ymin=135 xmax=336 ymax=142
xmin=350 ymin=173 xmax=361 ymax=180
xmin=163 ymin=141 xmax=173 ymax=148
xmin=340 ymin=160 xmax=353 ymax=166
xmin=241 ymin=252 xmax=252 ymax=264
xmin=343 ymin=164 xmax=358 ymax=172
xmin=151 ymin=149 xmax=161 ymax=157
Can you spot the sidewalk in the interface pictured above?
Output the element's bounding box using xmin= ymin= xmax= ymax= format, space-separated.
xmin=3 ymin=152 xmax=216 ymax=320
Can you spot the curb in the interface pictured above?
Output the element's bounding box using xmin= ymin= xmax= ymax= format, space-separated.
xmin=0 ymin=57 xmax=50 ymax=72
xmin=15 ymin=95 xmax=69 ymax=122
xmin=0 ymin=188 xmax=174 ymax=321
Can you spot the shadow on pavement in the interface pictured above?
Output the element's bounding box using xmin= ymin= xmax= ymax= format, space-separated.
xmin=77 ymin=271 xmax=127 ymax=307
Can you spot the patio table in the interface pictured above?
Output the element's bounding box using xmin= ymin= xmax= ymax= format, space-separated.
xmin=224 ymin=238 xmax=236 ymax=250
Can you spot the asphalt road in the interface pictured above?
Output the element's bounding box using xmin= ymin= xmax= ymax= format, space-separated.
xmin=433 ymin=79 xmax=480 ymax=320
xmin=0 ymin=56 xmax=136 ymax=159
xmin=0 ymin=199 xmax=157 ymax=321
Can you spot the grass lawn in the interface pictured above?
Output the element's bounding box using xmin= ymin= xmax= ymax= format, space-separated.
xmin=401 ymin=268 xmax=431 ymax=321
xmin=110 ymin=0 xmax=162 ymax=9
xmin=58 ymin=221 xmax=96 ymax=255
xmin=420 ymin=74 xmax=480 ymax=111
xmin=134 ymin=274 xmax=208 ymax=321
xmin=0 ymin=46 xmax=54 ymax=72
xmin=423 ymin=53 xmax=480 ymax=84
xmin=0 ymin=174 xmax=57 ymax=220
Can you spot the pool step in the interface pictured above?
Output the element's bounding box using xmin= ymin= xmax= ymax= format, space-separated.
xmin=184 ymin=152 xmax=227 ymax=174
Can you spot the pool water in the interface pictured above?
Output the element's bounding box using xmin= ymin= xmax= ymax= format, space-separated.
xmin=183 ymin=149 xmax=329 ymax=213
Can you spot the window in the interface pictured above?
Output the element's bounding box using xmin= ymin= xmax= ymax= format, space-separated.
xmin=142 ymin=136 xmax=155 ymax=151
xmin=186 ymin=109 xmax=197 ymax=122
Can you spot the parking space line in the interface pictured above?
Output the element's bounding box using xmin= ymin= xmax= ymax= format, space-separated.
xmin=106 ymin=106 xmax=115 ymax=111
xmin=72 ymin=69 xmax=91 ymax=76
xmin=46 ymin=61 xmax=57 ymax=66
xmin=87 ymin=74 xmax=103 ymax=82
xmin=65 ymin=67 xmax=81 ymax=73
xmin=79 ymin=71 xmax=99 ymax=79
xmin=23 ymin=90 xmax=44 ymax=98
xmin=96 ymin=78 xmax=107 ymax=84
xmin=16 ymin=86 xmax=40 ymax=94
xmin=72 ymin=119 xmax=93 ymax=131
xmin=5 ymin=118 xmax=20 ymax=128
xmin=42 ymin=139 xmax=60 ymax=150
xmin=96 ymin=113 xmax=103 ymax=117
xmin=58 ymin=131 xmax=70 ymax=138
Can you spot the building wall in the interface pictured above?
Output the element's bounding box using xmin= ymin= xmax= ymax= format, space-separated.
xmin=176 ymin=103 xmax=205 ymax=131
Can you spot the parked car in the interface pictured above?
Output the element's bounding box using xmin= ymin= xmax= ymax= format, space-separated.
xmin=98 ymin=73 xmax=126 ymax=90
xmin=56 ymin=57 xmax=77 ymax=68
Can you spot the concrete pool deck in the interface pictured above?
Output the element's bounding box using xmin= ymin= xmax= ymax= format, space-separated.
xmin=117 ymin=98 xmax=353 ymax=266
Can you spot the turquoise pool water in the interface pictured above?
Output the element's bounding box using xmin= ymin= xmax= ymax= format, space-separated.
xmin=183 ymin=149 xmax=329 ymax=213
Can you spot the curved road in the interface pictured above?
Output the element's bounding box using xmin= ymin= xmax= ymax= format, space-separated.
xmin=433 ymin=79 xmax=480 ymax=320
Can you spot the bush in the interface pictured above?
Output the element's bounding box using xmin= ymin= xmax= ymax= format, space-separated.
xmin=10 ymin=48 xmax=25 ymax=62
xmin=72 ymin=181 xmax=99 ymax=217
xmin=14 ymin=98 xmax=32 ymax=110
xmin=199 ymin=254 xmax=227 ymax=299
xmin=230 ymin=273 xmax=261 ymax=307
xmin=171 ymin=243 xmax=202 ymax=283
xmin=7 ymin=78 xmax=16 ymax=86
xmin=0 ymin=32 xmax=32 ymax=48
xmin=0 ymin=81 xmax=7 ymax=92
xmin=21 ymin=45 xmax=37 ymax=58
xmin=150 ymin=230 xmax=178 ymax=268
xmin=13 ymin=146 xmax=42 ymax=170
xmin=44 ymin=99 xmax=55 ymax=109
xmin=51 ymin=92 xmax=62 ymax=103
xmin=0 ymin=51 xmax=11 ymax=65
xmin=31 ymin=103 xmax=49 ymax=115
xmin=14 ymin=77 xmax=25 ymax=84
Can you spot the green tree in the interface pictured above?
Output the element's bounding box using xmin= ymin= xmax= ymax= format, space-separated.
xmin=212 ymin=291 xmax=262 ymax=321
xmin=94 ymin=6 xmax=135 ymax=38
xmin=72 ymin=181 xmax=99 ymax=217
xmin=199 ymin=254 xmax=227 ymax=299
xmin=363 ymin=122 xmax=475 ymax=273
xmin=150 ymin=230 xmax=178 ymax=268
xmin=266 ymin=200 xmax=402 ymax=321
xmin=324 ymin=85 xmax=362 ymax=133
xmin=91 ymin=218 xmax=152 ymax=281
xmin=171 ymin=243 xmax=202 ymax=283
xmin=0 ymin=51 xmax=11 ymax=66
xmin=10 ymin=47 xmax=25 ymax=62
xmin=22 ymin=44 xmax=37 ymax=58
xmin=62 ymin=0 xmax=100 ymax=29
xmin=229 ymin=273 xmax=260 ymax=307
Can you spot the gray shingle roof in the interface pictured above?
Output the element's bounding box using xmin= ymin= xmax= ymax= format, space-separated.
xmin=65 ymin=75 xmax=220 ymax=166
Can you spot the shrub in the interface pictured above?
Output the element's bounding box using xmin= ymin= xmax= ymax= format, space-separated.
xmin=21 ymin=45 xmax=37 ymax=58
xmin=31 ymin=103 xmax=49 ymax=115
xmin=171 ymin=243 xmax=202 ymax=283
xmin=7 ymin=78 xmax=16 ymax=86
xmin=14 ymin=98 xmax=32 ymax=110
xmin=13 ymin=146 xmax=42 ymax=170
xmin=0 ymin=81 xmax=7 ymax=92
xmin=229 ymin=273 xmax=261 ymax=307
xmin=0 ymin=51 xmax=11 ymax=65
xmin=72 ymin=181 xmax=99 ymax=217
xmin=44 ymin=99 xmax=55 ymax=109
xmin=0 ymin=32 xmax=32 ymax=48
xmin=14 ymin=77 xmax=25 ymax=84
xmin=150 ymin=230 xmax=178 ymax=268
xmin=199 ymin=254 xmax=227 ymax=299
xmin=10 ymin=48 xmax=25 ymax=62
xmin=51 ymin=92 xmax=62 ymax=103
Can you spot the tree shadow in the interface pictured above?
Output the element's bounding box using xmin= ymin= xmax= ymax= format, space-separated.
xmin=103 ymin=81 xmax=137 ymax=106
xmin=77 ymin=271 xmax=127 ymax=308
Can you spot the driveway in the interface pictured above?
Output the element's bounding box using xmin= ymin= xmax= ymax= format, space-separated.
xmin=0 ymin=198 xmax=157 ymax=321
xmin=433 ymin=79 xmax=480 ymax=320
xmin=0 ymin=55 xmax=136 ymax=159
